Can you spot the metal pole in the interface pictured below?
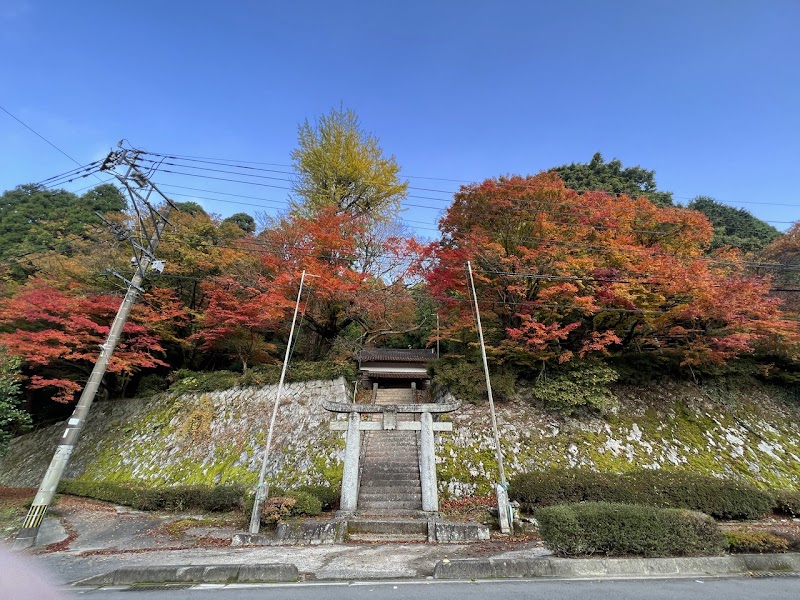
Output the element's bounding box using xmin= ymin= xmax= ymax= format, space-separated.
xmin=14 ymin=152 xmax=171 ymax=549
xmin=436 ymin=313 xmax=440 ymax=359
xmin=249 ymin=270 xmax=310 ymax=533
xmin=466 ymin=261 xmax=507 ymax=486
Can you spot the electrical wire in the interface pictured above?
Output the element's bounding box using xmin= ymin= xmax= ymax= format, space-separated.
xmin=138 ymin=157 xmax=795 ymax=230
xmin=139 ymin=181 xmax=799 ymax=272
xmin=140 ymin=149 xmax=800 ymax=210
xmin=0 ymin=104 xmax=106 ymax=184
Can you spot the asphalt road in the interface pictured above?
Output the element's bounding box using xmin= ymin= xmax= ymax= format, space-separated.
xmin=70 ymin=577 xmax=800 ymax=600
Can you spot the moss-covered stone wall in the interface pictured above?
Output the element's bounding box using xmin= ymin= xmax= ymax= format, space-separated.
xmin=0 ymin=379 xmax=349 ymax=490
xmin=437 ymin=379 xmax=800 ymax=496
xmin=2 ymin=376 xmax=799 ymax=498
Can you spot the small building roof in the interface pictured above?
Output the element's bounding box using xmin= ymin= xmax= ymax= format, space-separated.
xmin=357 ymin=348 xmax=436 ymax=363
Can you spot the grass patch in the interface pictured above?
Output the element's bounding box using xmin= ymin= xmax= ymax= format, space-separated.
xmin=725 ymin=530 xmax=790 ymax=553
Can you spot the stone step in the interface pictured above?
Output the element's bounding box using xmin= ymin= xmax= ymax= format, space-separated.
xmin=358 ymin=493 xmax=421 ymax=501
xmin=359 ymin=494 xmax=422 ymax=504
xmin=361 ymin=470 xmax=420 ymax=479
xmin=359 ymin=485 xmax=422 ymax=500
xmin=365 ymin=452 xmax=417 ymax=457
xmin=347 ymin=533 xmax=427 ymax=543
xmin=362 ymin=454 xmax=418 ymax=462
xmin=356 ymin=508 xmax=428 ymax=518
xmin=360 ymin=480 xmax=421 ymax=488
xmin=361 ymin=465 xmax=419 ymax=472
xmin=362 ymin=460 xmax=418 ymax=466
xmin=360 ymin=482 xmax=421 ymax=490
xmin=359 ymin=500 xmax=423 ymax=510
xmin=347 ymin=518 xmax=428 ymax=535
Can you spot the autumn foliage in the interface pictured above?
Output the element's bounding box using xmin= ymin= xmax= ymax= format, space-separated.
xmin=0 ymin=280 xmax=177 ymax=401
xmin=425 ymin=173 xmax=798 ymax=367
xmin=0 ymin=169 xmax=797 ymax=413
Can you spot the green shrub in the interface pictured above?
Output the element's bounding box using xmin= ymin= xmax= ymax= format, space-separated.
xmin=169 ymin=370 xmax=241 ymax=395
xmin=296 ymin=484 xmax=340 ymax=511
xmin=429 ymin=357 xmax=516 ymax=404
xmin=287 ymin=490 xmax=322 ymax=516
xmin=59 ymin=480 xmax=245 ymax=513
xmin=774 ymin=490 xmax=800 ymax=517
xmin=509 ymin=469 xmax=621 ymax=510
xmin=631 ymin=470 xmax=774 ymax=520
xmin=169 ymin=362 xmax=356 ymax=396
xmin=529 ymin=362 xmax=618 ymax=415
xmin=136 ymin=373 xmax=169 ymax=397
xmin=510 ymin=468 xmax=773 ymax=520
xmin=536 ymin=502 xmax=726 ymax=557
xmin=725 ymin=530 xmax=790 ymax=554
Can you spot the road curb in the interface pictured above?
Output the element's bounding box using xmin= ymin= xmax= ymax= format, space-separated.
xmin=433 ymin=553 xmax=800 ymax=580
xmin=74 ymin=563 xmax=300 ymax=586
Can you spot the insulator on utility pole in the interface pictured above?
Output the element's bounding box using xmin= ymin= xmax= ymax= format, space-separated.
xmin=12 ymin=147 xmax=179 ymax=550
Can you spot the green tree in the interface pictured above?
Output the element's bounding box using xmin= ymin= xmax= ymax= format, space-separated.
xmin=688 ymin=196 xmax=780 ymax=252
xmin=552 ymin=152 xmax=673 ymax=207
xmin=0 ymin=183 xmax=127 ymax=276
xmin=222 ymin=212 xmax=256 ymax=234
xmin=290 ymin=106 xmax=408 ymax=221
xmin=172 ymin=201 xmax=208 ymax=217
xmin=0 ymin=348 xmax=31 ymax=455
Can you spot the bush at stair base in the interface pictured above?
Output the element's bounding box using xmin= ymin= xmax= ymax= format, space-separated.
xmin=244 ymin=489 xmax=324 ymax=526
xmin=535 ymin=502 xmax=726 ymax=557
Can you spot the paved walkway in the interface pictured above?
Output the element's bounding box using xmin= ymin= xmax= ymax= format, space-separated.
xmin=6 ymin=496 xmax=800 ymax=587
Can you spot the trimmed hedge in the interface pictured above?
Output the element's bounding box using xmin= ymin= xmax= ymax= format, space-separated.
xmin=510 ymin=468 xmax=774 ymax=520
xmin=62 ymin=480 xmax=336 ymax=521
xmin=59 ymin=480 xmax=245 ymax=512
xmin=536 ymin=502 xmax=726 ymax=557
xmin=774 ymin=490 xmax=800 ymax=518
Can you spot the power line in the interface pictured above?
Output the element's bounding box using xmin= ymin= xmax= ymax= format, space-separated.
xmin=27 ymin=170 xmax=796 ymax=275
xmin=0 ymin=104 xmax=104 ymax=183
xmin=144 ymin=182 xmax=798 ymax=272
xmin=153 ymin=229 xmax=800 ymax=284
xmin=139 ymin=155 xmax=796 ymax=228
xmin=142 ymin=149 xmax=800 ymax=210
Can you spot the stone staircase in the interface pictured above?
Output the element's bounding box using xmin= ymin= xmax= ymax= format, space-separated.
xmin=357 ymin=387 xmax=423 ymax=515
xmin=350 ymin=386 xmax=427 ymax=541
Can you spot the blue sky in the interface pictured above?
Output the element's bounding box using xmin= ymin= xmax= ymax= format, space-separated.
xmin=1 ymin=0 xmax=798 ymax=238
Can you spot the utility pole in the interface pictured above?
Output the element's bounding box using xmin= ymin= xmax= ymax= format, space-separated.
xmin=13 ymin=144 xmax=177 ymax=550
xmin=249 ymin=270 xmax=316 ymax=534
xmin=467 ymin=261 xmax=512 ymax=533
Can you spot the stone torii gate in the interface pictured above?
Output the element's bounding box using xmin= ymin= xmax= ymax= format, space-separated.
xmin=322 ymin=400 xmax=459 ymax=514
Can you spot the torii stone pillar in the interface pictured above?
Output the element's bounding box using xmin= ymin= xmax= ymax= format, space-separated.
xmin=419 ymin=411 xmax=438 ymax=512
xmin=340 ymin=411 xmax=361 ymax=512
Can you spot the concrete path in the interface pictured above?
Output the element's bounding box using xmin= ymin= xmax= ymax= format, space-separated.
xmin=6 ymin=495 xmax=800 ymax=588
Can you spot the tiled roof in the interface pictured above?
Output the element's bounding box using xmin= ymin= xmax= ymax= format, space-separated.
xmin=363 ymin=371 xmax=429 ymax=379
xmin=358 ymin=348 xmax=436 ymax=363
